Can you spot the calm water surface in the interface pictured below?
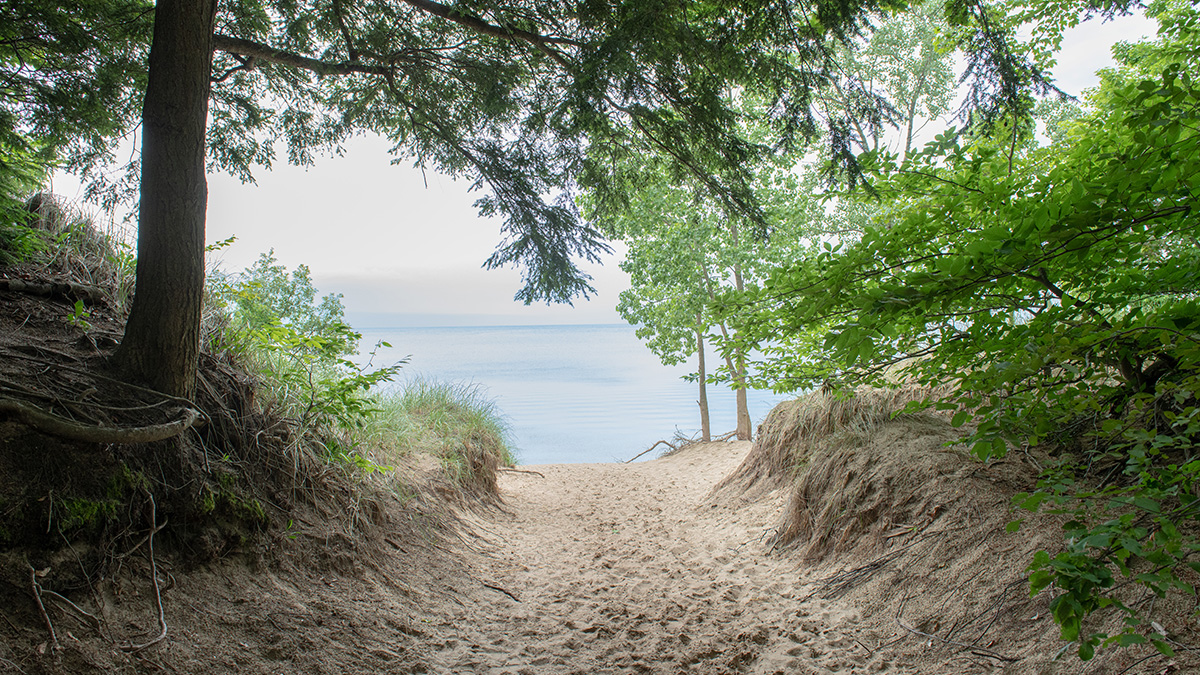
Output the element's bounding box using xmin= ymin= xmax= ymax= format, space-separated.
xmin=356 ymin=324 xmax=790 ymax=465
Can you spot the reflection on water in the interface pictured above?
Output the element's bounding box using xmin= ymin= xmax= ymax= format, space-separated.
xmin=356 ymin=324 xmax=790 ymax=465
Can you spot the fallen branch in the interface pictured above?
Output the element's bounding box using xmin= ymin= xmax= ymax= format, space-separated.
xmin=0 ymin=399 xmax=199 ymax=444
xmin=498 ymin=468 xmax=545 ymax=478
xmin=0 ymin=278 xmax=105 ymax=304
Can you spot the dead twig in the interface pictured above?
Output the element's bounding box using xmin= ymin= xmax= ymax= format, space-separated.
xmin=801 ymin=531 xmax=939 ymax=600
xmin=498 ymin=468 xmax=545 ymax=478
xmin=1115 ymin=652 xmax=1160 ymax=675
xmin=625 ymin=440 xmax=676 ymax=463
xmin=28 ymin=566 xmax=57 ymax=652
xmin=121 ymin=497 xmax=168 ymax=653
xmin=482 ymin=583 xmax=520 ymax=603
xmin=895 ymin=594 xmax=1019 ymax=663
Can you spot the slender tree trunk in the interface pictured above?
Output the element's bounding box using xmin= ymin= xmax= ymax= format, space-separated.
xmin=711 ymin=320 xmax=752 ymax=441
xmin=114 ymin=0 xmax=217 ymax=399
xmin=727 ymin=231 xmax=752 ymax=441
xmin=701 ymin=261 xmax=753 ymax=441
xmin=696 ymin=316 xmax=711 ymax=443
xmin=733 ymin=352 xmax=751 ymax=440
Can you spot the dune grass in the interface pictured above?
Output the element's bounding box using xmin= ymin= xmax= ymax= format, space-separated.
xmin=361 ymin=379 xmax=516 ymax=498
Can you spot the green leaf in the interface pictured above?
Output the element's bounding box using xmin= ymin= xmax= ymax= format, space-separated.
xmin=1132 ymin=497 xmax=1161 ymax=513
xmin=1152 ymin=640 xmax=1175 ymax=657
xmin=1116 ymin=633 xmax=1147 ymax=646
xmin=1078 ymin=640 xmax=1095 ymax=661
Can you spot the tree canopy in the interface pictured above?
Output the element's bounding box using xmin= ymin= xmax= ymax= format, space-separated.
xmin=592 ymin=6 xmax=957 ymax=439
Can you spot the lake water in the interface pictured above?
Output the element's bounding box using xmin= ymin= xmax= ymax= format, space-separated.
xmin=355 ymin=324 xmax=791 ymax=465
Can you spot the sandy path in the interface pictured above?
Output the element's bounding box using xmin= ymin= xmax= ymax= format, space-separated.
xmin=414 ymin=442 xmax=902 ymax=674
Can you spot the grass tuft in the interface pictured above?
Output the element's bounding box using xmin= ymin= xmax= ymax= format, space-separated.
xmin=362 ymin=378 xmax=515 ymax=500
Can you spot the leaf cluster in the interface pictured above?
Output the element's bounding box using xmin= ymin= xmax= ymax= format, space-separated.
xmin=0 ymin=133 xmax=52 ymax=263
xmin=210 ymin=252 xmax=404 ymax=465
xmin=724 ymin=3 xmax=1200 ymax=657
xmin=0 ymin=0 xmax=151 ymax=194
xmin=11 ymin=0 xmax=1064 ymax=306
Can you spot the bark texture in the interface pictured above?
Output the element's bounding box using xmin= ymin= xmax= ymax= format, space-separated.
xmin=114 ymin=0 xmax=217 ymax=399
xmin=696 ymin=319 xmax=711 ymax=443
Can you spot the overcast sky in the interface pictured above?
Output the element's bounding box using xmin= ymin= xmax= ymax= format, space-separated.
xmin=54 ymin=13 xmax=1156 ymax=327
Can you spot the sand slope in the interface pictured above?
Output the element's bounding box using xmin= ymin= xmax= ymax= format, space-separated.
xmin=416 ymin=441 xmax=896 ymax=674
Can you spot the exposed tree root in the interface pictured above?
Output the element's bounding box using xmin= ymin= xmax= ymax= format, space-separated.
xmin=28 ymin=565 xmax=58 ymax=652
xmin=0 ymin=398 xmax=199 ymax=444
xmin=0 ymin=277 xmax=105 ymax=304
xmin=120 ymin=497 xmax=168 ymax=653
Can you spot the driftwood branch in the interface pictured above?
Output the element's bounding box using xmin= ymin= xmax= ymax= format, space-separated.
xmin=0 ymin=399 xmax=199 ymax=444
xmin=625 ymin=440 xmax=676 ymax=463
xmin=498 ymin=468 xmax=545 ymax=478
xmin=625 ymin=429 xmax=742 ymax=463
xmin=0 ymin=278 xmax=105 ymax=304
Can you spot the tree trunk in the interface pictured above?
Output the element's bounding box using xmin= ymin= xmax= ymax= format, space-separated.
xmin=733 ymin=352 xmax=752 ymax=441
xmin=712 ymin=320 xmax=752 ymax=441
xmin=728 ymin=247 xmax=752 ymax=441
xmin=114 ymin=0 xmax=217 ymax=399
xmin=696 ymin=317 xmax=711 ymax=443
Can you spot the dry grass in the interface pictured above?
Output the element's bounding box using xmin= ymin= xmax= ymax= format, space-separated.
xmin=22 ymin=192 xmax=135 ymax=311
xmin=710 ymin=384 xmax=977 ymax=560
xmin=713 ymin=384 xmax=942 ymax=499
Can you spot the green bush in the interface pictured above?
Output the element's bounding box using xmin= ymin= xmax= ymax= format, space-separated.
xmin=724 ymin=1 xmax=1200 ymax=660
xmin=209 ymin=252 xmax=402 ymax=469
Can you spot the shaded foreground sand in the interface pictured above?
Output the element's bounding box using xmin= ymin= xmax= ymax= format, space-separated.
xmin=418 ymin=442 xmax=890 ymax=674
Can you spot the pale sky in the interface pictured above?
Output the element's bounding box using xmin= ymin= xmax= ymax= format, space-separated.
xmin=54 ymin=12 xmax=1155 ymax=328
